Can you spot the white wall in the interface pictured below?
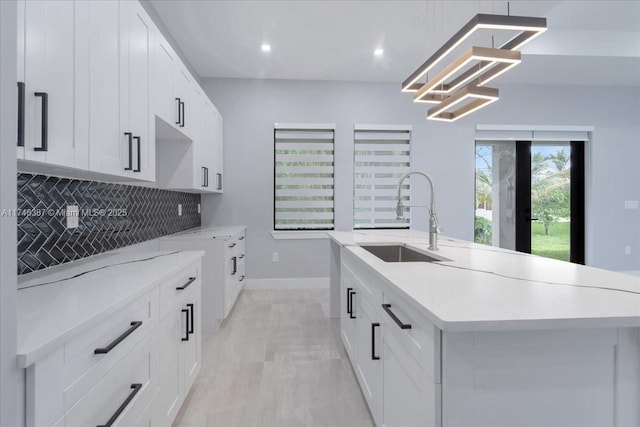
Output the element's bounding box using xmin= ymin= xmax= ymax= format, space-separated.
xmin=200 ymin=77 xmax=640 ymax=280
xmin=1 ymin=1 xmax=20 ymax=426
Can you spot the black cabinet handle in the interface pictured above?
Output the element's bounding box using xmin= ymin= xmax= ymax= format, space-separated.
xmin=17 ymin=82 xmax=25 ymax=147
xmin=34 ymin=92 xmax=48 ymax=151
xmin=94 ymin=321 xmax=142 ymax=355
xmin=239 ymin=236 xmax=245 ymax=241
xmin=133 ymin=136 xmax=141 ymax=172
xmin=187 ymin=303 xmax=194 ymax=334
xmin=239 ymin=275 xmax=245 ymax=281
xmin=176 ymin=276 xmax=196 ymax=291
xmin=231 ymin=256 xmax=237 ymax=275
xmin=179 ymin=101 xmax=185 ymax=127
xmin=97 ymin=383 xmax=143 ymax=427
xmin=202 ymin=166 xmax=208 ymax=187
xmin=382 ymin=304 xmax=412 ymax=329
xmin=124 ymin=132 xmax=133 ymax=171
xmin=175 ymin=97 xmax=181 ymax=125
xmin=205 ymin=167 xmax=209 ymax=187
xmin=349 ymin=289 xmax=356 ymax=319
xmin=217 ymin=173 xmax=222 ymax=190
xmin=239 ymin=254 xmax=245 ymax=259
xmin=229 ymin=243 xmax=236 ymax=248
xmin=371 ymin=323 xmax=380 ymax=360
xmin=181 ymin=308 xmax=190 ymax=341
xmin=346 ymin=287 xmax=353 ymax=315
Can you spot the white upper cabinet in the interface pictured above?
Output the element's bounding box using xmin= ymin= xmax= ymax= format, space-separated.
xmin=19 ymin=0 xmax=88 ymax=169
xmin=119 ymin=0 xmax=155 ymax=181
xmin=212 ymin=104 xmax=224 ymax=192
xmin=153 ymin=37 xmax=177 ymax=127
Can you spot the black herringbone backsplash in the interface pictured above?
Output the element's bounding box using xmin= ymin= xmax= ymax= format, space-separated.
xmin=17 ymin=174 xmax=200 ymax=275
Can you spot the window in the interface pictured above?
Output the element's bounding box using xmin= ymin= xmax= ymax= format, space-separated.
xmin=274 ymin=124 xmax=335 ymax=230
xmin=353 ymin=125 xmax=412 ymax=229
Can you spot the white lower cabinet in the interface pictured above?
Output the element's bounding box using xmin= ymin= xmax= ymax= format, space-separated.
xmin=24 ymin=260 xmax=202 ymax=427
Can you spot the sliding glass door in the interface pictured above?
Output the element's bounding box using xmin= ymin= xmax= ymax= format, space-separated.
xmin=475 ymin=140 xmax=585 ymax=264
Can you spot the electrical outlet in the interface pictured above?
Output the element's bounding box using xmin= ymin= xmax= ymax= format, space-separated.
xmin=625 ymin=246 xmax=632 ymax=255
xmin=624 ymin=200 xmax=639 ymax=209
xmin=66 ymin=205 xmax=79 ymax=229
xmin=272 ymin=252 xmax=279 ymax=262
xmin=178 ymin=204 xmax=182 ymax=216
xmin=197 ymin=203 xmax=201 ymax=214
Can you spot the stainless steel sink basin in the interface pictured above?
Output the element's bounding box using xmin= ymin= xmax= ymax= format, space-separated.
xmin=359 ymin=244 xmax=450 ymax=263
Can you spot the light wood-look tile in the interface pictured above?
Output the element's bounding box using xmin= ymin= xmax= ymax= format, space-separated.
xmin=173 ymin=289 xmax=374 ymax=427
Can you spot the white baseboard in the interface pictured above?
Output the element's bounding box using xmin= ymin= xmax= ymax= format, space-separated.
xmin=244 ymin=277 xmax=329 ymax=290
xmin=620 ymin=270 xmax=640 ymax=277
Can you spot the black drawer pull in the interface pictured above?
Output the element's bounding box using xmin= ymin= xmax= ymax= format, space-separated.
xmin=97 ymin=383 xmax=143 ymax=427
xmin=175 ymin=97 xmax=181 ymax=125
xmin=94 ymin=321 xmax=142 ymax=355
xmin=176 ymin=277 xmax=196 ymax=291
xmin=228 ymin=243 xmax=236 ymax=248
xmin=17 ymin=82 xmax=25 ymax=147
xmin=231 ymin=256 xmax=237 ymax=275
xmin=239 ymin=254 xmax=245 ymax=259
xmin=239 ymin=236 xmax=245 ymax=240
xmin=179 ymin=101 xmax=185 ymax=127
xmin=346 ymin=287 xmax=353 ymax=315
xmin=124 ymin=132 xmax=133 ymax=171
xmin=181 ymin=308 xmax=190 ymax=341
xmin=349 ymin=289 xmax=356 ymax=319
xmin=34 ymin=92 xmax=48 ymax=151
xmin=133 ymin=136 xmax=141 ymax=172
xmin=239 ymin=275 xmax=245 ymax=281
xmin=187 ymin=303 xmax=194 ymax=334
xmin=202 ymin=166 xmax=208 ymax=187
xmin=216 ymin=173 xmax=222 ymax=190
xmin=371 ymin=323 xmax=380 ymax=360
xmin=382 ymin=304 xmax=412 ymax=329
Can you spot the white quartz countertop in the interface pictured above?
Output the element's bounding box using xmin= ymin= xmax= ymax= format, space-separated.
xmin=17 ymin=250 xmax=204 ymax=368
xmin=329 ymin=230 xmax=640 ymax=332
xmin=161 ymin=225 xmax=246 ymax=240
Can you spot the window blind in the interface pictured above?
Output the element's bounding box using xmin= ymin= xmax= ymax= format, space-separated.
xmin=353 ymin=125 xmax=412 ymax=229
xmin=274 ymin=125 xmax=335 ymax=230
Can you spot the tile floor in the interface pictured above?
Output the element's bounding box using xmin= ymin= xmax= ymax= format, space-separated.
xmin=173 ymin=289 xmax=375 ymax=427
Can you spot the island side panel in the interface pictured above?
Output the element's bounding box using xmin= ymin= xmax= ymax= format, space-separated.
xmin=441 ymin=328 xmax=638 ymax=427
xmin=330 ymin=239 xmax=341 ymax=318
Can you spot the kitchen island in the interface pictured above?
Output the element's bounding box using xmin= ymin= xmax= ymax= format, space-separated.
xmin=329 ymin=230 xmax=640 ymax=427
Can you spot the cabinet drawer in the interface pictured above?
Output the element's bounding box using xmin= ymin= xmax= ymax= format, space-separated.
xmin=342 ymin=250 xmax=383 ymax=308
xmin=159 ymin=263 xmax=200 ymax=319
xmin=65 ymin=333 xmax=153 ymax=427
xmin=63 ymin=289 xmax=157 ymax=411
xmin=382 ymin=288 xmax=441 ymax=383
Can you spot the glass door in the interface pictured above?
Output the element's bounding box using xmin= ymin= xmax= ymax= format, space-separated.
xmin=475 ymin=140 xmax=585 ymax=264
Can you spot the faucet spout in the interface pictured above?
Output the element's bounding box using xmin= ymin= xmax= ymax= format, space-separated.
xmin=396 ymin=170 xmax=440 ymax=251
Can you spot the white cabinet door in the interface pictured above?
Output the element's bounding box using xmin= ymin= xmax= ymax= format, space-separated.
xmin=152 ymin=310 xmax=183 ymax=427
xmin=382 ymin=325 xmax=438 ymax=427
xmin=191 ymin=86 xmax=206 ymax=190
xmin=340 ymin=270 xmax=358 ymax=361
xmin=355 ymin=296 xmax=383 ymax=425
xmin=182 ymin=299 xmax=201 ymax=394
xmin=120 ymin=0 xmax=154 ymax=181
xmin=173 ymin=64 xmax=193 ymax=138
xmin=153 ymin=37 xmax=177 ymax=127
xmin=87 ymin=0 xmax=123 ymax=177
xmin=22 ymin=0 xmax=88 ymax=169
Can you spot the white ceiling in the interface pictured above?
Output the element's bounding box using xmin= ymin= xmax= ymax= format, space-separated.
xmin=150 ymin=0 xmax=640 ymax=87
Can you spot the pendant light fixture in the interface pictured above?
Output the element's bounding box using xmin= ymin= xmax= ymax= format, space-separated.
xmin=403 ymin=5 xmax=547 ymax=122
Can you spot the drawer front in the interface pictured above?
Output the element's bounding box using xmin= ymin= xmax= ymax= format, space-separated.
xmin=382 ymin=288 xmax=441 ymax=383
xmin=159 ymin=263 xmax=200 ymax=319
xmin=65 ymin=333 xmax=153 ymax=427
xmin=342 ymin=250 xmax=383 ymax=308
xmin=63 ymin=289 xmax=157 ymax=411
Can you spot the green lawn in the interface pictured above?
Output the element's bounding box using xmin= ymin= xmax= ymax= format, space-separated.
xmin=531 ymin=222 xmax=570 ymax=261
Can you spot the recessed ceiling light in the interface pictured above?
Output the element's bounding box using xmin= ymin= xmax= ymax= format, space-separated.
xmin=374 ymin=48 xmax=384 ymax=56
xmin=261 ymin=43 xmax=271 ymax=53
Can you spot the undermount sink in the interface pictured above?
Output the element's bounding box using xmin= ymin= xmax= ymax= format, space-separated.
xmin=359 ymin=244 xmax=450 ymax=263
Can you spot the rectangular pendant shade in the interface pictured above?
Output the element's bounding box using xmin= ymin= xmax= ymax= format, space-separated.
xmin=402 ymin=13 xmax=547 ymax=92
xmin=413 ymin=47 xmax=520 ymax=101
xmin=427 ymin=85 xmax=499 ymax=122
